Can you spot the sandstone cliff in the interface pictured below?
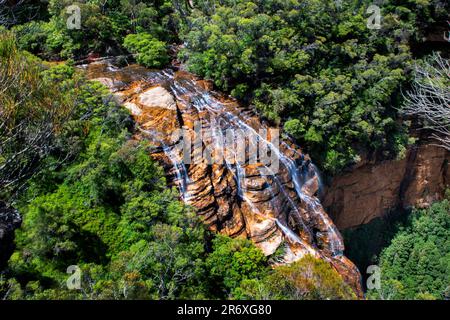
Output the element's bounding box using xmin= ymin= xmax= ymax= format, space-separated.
xmin=323 ymin=144 xmax=449 ymax=230
xmin=84 ymin=58 xmax=363 ymax=296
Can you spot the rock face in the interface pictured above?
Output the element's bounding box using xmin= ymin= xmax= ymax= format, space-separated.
xmin=137 ymin=86 xmax=177 ymax=110
xmin=323 ymin=144 xmax=449 ymax=230
xmin=83 ymin=59 xmax=363 ymax=297
xmin=0 ymin=202 xmax=21 ymax=270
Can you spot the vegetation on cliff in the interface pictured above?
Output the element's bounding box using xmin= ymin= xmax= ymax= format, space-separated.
xmin=235 ymin=255 xmax=356 ymax=300
xmin=123 ymin=32 xmax=169 ymax=68
xmin=4 ymin=0 xmax=448 ymax=174
xmin=8 ymin=0 xmax=176 ymax=59
xmin=177 ymin=0 xmax=448 ymax=173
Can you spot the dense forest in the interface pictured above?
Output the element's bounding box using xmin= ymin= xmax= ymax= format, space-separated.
xmin=4 ymin=0 xmax=448 ymax=172
xmin=343 ymin=193 xmax=450 ymax=300
xmin=0 ymin=0 xmax=449 ymax=300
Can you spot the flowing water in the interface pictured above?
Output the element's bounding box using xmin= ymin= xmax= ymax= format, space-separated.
xmin=81 ymin=58 xmax=362 ymax=294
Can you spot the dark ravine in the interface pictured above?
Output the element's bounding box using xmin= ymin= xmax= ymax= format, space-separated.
xmin=0 ymin=202 xmax=21 ymax=270
xmin=324 ymin=143 xmax=449 ymax=230
xmin=82 ymin=58 xmax=363 ymax=296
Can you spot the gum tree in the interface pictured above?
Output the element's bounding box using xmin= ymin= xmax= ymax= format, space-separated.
xmin=401 ymin=53 xmax=450 ymax=151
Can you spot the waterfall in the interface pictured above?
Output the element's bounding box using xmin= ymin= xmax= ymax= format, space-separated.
xmin=161 ymin=72 xmax=344 ymax=257
xmin=84 ymin=58 xmax=351 ymax=264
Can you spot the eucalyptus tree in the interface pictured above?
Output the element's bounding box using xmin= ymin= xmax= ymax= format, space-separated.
xmin=402 ymin=53 xmax=450 ymax=151
xmin=0 ymin=32 xmax=72 ymax=200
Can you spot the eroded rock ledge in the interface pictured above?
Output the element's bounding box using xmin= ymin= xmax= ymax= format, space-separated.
xmin=84 ymin=59 xmax=363 ymax=297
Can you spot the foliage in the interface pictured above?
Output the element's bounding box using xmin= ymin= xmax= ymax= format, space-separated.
xmin=203 ymin=237 xmax=355 ymax=300
xmin=367 ymin=196 xmax=450 ymax=300
xmin=7 ymin=0 xmax=177 ymax=59
xmin=2 ymin=0 xmax=449 ymax=301
xmin=10 ymin=21 xmax=50 ymax=55
xmin=0 ymin=43 xmax=208 ymax=299
xmin=177 ymin=0 xmax=448 ymax=173
xmin=235 ymin=255 xmax=356 ymax=300
xmin=0 ymin=32 xmax=76 ymax=200
xmin=0 ymin=35 xmax=263 ymax=301
xmin=205 ymin=235 xmax=269 ymax=297
xmin=123 ymin=33 xmax=169 ymax=68
xmin=6 ymin=0 xmax=449 ymax=173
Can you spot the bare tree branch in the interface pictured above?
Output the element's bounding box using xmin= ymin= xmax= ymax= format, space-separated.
xmin=0 ymin=32 xmax=74 ymax=201
xmin=0 ymin=0 xmax=26 ymax=27
xmin=401 ymin=52 xmax=450 ymax=151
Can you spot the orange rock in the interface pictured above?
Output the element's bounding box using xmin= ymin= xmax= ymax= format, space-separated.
xmin=84 ymin=60 xmax=364 ymax=298
xmin=324 ymin=144 xmax=449 ymax=230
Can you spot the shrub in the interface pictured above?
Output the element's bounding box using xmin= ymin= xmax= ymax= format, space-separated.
xmin=284 ymin=119 xmax=306 ymax=140
xmin=11 ymin=21 xmax=49 ymax=55
xmin=123 ymin=33 xmax=169 ymax=68
xmin=235 ymin=255 xmax=356 ymax=300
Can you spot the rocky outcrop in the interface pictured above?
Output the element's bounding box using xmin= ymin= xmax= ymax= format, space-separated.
xmin=137 ymin=86 xmax=177 ymax=110
xmin=83 ymin=59 xmax=363 ymax=297
xmin=0 ymin=202 xmax=21 ymax=270
xmin=323 ymin=144 xmax=449 ymax=230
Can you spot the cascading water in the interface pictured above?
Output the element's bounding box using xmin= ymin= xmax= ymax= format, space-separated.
xmin=82 ymin=58 xmax=362 ymax=296
xmin=139 ymin=127 xmax=190 ymax=200
xmin=170 ymin=73 xmax=343 ymax=256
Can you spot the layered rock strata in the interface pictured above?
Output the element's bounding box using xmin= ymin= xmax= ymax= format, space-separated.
xmin=84 ymin=59 xmax=363 ymax=296
xmin=324 ymin=144 xmax=449 ymax=230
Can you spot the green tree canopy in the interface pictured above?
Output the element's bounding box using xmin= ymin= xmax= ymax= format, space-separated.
xmin=368 ymin=195 xmax=450 ymax=300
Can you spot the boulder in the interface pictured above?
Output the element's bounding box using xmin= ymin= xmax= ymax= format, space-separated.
xmin=137 ymin=86 xmax=177 ymax=110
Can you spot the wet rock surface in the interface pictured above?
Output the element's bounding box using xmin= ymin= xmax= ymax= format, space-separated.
xmin=82 ymin=59 xmax=363 ymax=297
